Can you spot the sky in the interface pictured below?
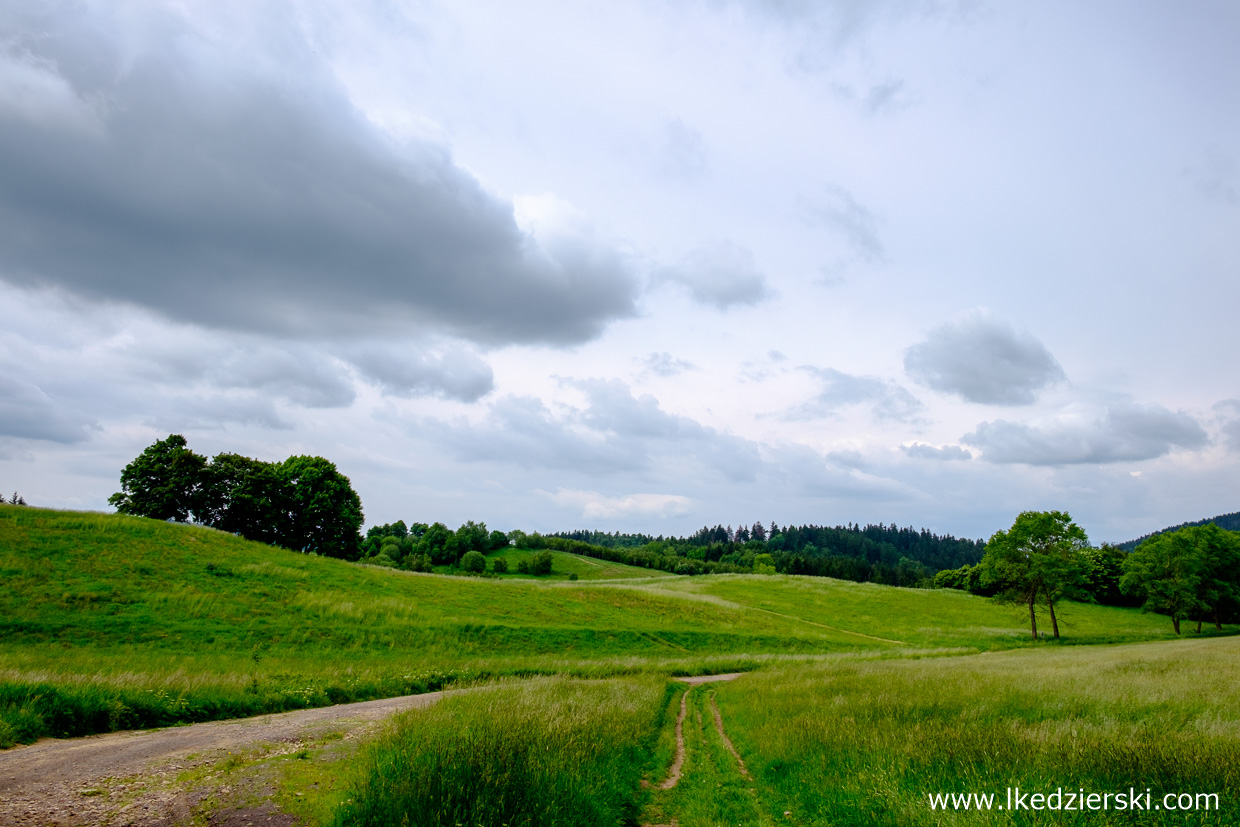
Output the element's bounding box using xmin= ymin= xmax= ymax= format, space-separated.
xmin=1 ymin=0 xmax=1237 ymax=543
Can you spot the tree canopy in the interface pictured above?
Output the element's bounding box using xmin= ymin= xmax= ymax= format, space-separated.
xmin=978 ymin=510 xmax=1089 ymax=640
xmin=110 ymin=435 xmax=363 ymax=559
xmin=1120 ymin=524 xmax=1240 ymax=634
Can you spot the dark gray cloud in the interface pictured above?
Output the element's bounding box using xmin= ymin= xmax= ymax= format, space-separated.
xmin=962 ymin=403 xmax=1209 ymax=466
xmin=0 ymin=6 xmax=638 ymax=346
xmin=902 ymin=442 xmax=972 ymax=461
xmin=657 ymin=241 xmax=771 ymax=309
xmin=790 ymin=367 xmax=924 ymax=422
xmin=0 ymin=375 xmax=95 ymax=443
xmin=346 ymin=346 xmax=493 ymax=402
xmin=637 ymin=352 xmax=698 ymax=378
xmin=904 ymin=312 xmax=1065 ymax=405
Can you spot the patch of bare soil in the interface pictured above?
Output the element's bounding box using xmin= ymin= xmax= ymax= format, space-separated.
xmin=0 ymin=691 xmax=448 ymax=826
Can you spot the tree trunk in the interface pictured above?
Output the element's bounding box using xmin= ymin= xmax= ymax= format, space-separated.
xmin=1214 ymin=608 xmax=1223 ymax=631
xmin=1047 ymin=598 xmax=1060 ymax=639
xmin=1028 ymin=597 xmax=1039 ymax=640
xmin=1197 ymin=619 xmax=1203 ymax=634
xmin=1172 ymin=615 xmax=1181 ymax=635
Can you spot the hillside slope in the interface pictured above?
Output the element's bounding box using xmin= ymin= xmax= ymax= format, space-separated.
xmin=1 ymin=505 xmax=1188 ymax=746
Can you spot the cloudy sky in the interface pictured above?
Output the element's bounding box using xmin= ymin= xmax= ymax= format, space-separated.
xmin=2 ymin=0 xmax=1237 ymax=543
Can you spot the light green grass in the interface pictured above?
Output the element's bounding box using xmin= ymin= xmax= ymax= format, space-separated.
xmin=481 ymin=545 xmax=677 ymax=581
xmin=714 ymin=636 xmax=1240 ymax=825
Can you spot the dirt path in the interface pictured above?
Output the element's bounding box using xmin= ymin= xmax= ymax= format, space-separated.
xmin=655 ymin=673 xmax=744 ymax=791
xmin=0 ymin=690 xmax=451 ymax=826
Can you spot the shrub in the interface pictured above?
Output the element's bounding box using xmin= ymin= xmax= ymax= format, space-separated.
xmin=492 ymin=558 xmax=508 ymax=574
xmin=530 ymin=550 xmax=553 ymax=576
xmin=460 ymin=551 xmax=487 ymax=574
xmin=516 ymin=560 xmax=529 ymax=574
xmin=568 ymin=572 xmax=578 ymax=581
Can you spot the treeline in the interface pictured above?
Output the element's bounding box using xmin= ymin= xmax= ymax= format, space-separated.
xmin=110 ymin=435 xmax=363 ymax=559
xmin=1117 ymin=510 xmax=1240 ymax=551
xmin=551 ymin=521 xmax=984 ymax=586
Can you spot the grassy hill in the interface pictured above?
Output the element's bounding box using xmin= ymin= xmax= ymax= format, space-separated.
xmin=0 ymin=505 xmax=1209 ymax=748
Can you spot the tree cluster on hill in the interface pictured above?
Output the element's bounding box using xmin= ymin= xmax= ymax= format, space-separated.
xmin=549 ymin=521 xmax=984 ymax=586
xmin=109 ymin=435 xmax=363 ymax=559
xmin=1 ymin=491 xmax=29 ymax=506
xmin=1120 ymin=523 xmax=1240 ymax=634
xmin=359 ymin=519 xmax=509 ymax=572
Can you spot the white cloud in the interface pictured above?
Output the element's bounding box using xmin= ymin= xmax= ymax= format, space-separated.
xmin=545 ymin=488 xmax=692 ymax=520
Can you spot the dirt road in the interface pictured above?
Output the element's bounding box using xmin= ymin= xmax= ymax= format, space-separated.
xmin=0 ymin=691 xmax=450 ymax=826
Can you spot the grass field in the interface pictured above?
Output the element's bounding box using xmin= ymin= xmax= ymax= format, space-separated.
xmin=4 ymin=504 xmax=1238 ymax=825
xmin=714 ymin=636 xmax=1240 ymax=825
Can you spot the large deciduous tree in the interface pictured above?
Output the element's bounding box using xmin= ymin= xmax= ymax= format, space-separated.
xmin=279 ymin=455 xmax=364 ymax=560
xmin=979 ymin=510 xmax=1089 ymax=640
xmin=108 ymin=434 xmax=207 ymax=522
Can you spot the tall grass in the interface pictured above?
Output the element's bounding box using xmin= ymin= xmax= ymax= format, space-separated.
xmin=330 ymin=677 xmax=670 ymax=827
xmin=715 ymin=637 xmax=1240 ymax=825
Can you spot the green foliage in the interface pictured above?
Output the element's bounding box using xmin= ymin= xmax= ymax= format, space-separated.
xmin=279 ymin=455 xmax=364 ymax=559
xmin=529 ymin=549 xmax=553 ymax=575
xmin=108 ymin=434 xmax=206 ymax=522
xmin=1122 ymin=525 xmax=1240 ymax=634
xmin=108 ymin=435 xmax=364 ymax=560
xmin=491 ymin=557 xmax=508 ymax=574
xmin=331 ymin=678 xmax=667 ymax=827
xmin=460 ymin=550 xmax=487 ymax=574
xmin=979 ymin=510 xmax=1090 ymax=639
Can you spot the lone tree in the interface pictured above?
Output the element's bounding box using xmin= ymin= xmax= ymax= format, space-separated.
xmin=1120 ymin=524 xmax=1240 ymax=634
xmin=979 ymin=510 xmax=1089 ymax=640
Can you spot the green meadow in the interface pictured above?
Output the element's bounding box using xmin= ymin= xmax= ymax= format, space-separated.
xmin=3 ymin=503 xmax=1237 ymax=825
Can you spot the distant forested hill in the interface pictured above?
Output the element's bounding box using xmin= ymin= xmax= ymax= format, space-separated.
xmin=553 ymin=521 xmax=985 ymax=584
xmin=1117 ymin=510 xmax=1240 ymax=551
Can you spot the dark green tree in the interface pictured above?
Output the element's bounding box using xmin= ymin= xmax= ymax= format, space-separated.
xmin=979 ymin=511 xmax=1089 ymax=640
xmin=199 ymin=453 xmax=290 ymax=546
xmin=1122 ymin=524 xmax=1240 ymax=633
xmin=460 ymin=550 xmax=487 ymax=573
xmin=529 ymin=550 xmax=553 ymax=575
xmin=278 ymin=455 xmax=364 ymax=560
xmin=109 ymin=434 xmax=207 ymax=522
